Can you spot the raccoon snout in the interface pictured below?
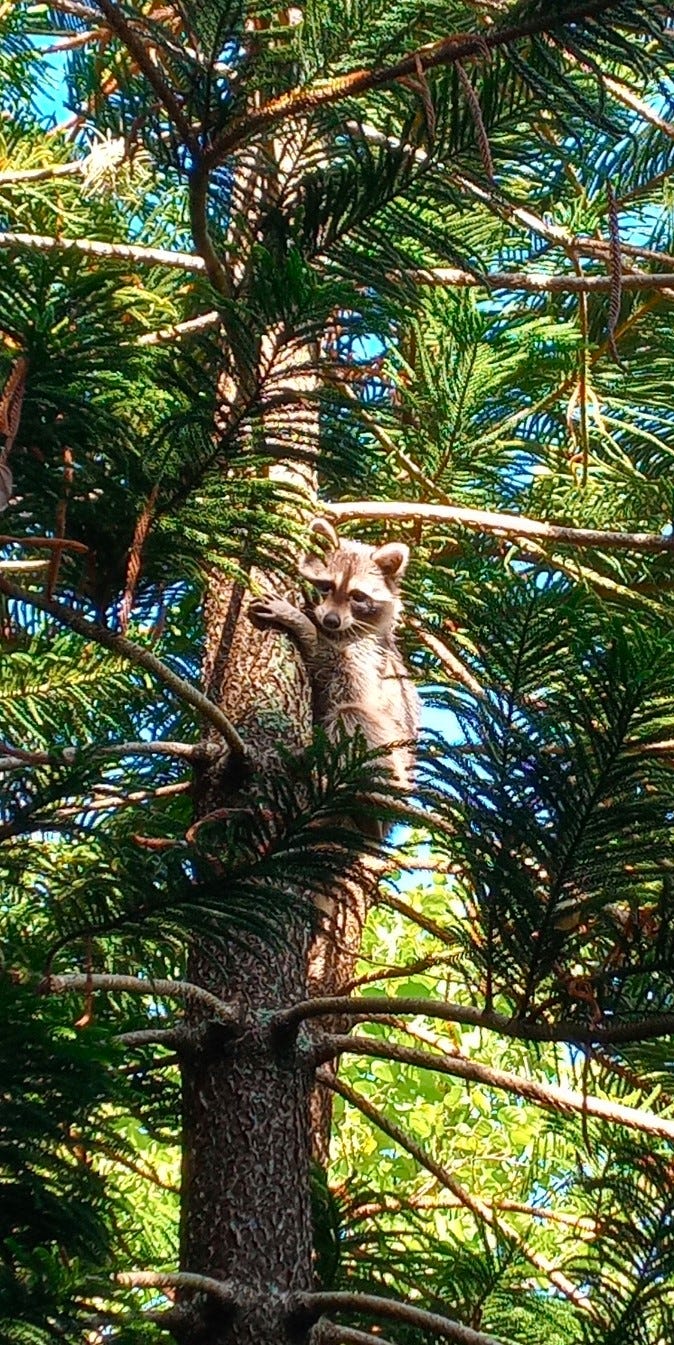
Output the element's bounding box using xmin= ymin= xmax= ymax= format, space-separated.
xmin=321 ymin=611 xmax=342 ymax=631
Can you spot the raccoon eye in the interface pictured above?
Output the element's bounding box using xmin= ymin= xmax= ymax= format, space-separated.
xmin=349 ymin=590 xmax=369 ymax=604
xmin=313 ymin=579 xmax=334 ymax=596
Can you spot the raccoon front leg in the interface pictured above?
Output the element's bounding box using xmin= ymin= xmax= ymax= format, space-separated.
xmin=248 ymin=595 xmax=318 ymax=664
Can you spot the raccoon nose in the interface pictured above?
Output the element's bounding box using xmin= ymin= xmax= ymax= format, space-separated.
xmin=322 ymin=612 xmax=341 ymax=631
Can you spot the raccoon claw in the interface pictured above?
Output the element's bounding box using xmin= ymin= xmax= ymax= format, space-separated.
xmin=248 ymin=596 xmax=294 ymax=631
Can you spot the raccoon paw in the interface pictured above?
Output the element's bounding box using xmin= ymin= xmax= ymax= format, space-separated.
xmin=248 ymin=595 xmax=297 ymax=631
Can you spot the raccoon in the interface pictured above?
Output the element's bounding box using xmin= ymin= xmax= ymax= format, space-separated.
xmin=248 ymin=519 xmax=420 ymax=796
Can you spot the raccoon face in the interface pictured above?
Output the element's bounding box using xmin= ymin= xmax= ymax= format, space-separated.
xmin=299 ymin=540 xmax=408 ymax=639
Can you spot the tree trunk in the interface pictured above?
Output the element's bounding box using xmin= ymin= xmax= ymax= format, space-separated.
xmin=180 ymin=584 xmax=316 ymax=1345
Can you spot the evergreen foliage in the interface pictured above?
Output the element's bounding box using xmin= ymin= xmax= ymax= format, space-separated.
xmin=3 ymin=1 xmax=674 ymax=1341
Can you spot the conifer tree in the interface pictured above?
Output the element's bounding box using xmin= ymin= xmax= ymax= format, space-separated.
xmin=4 ymin=3 xmax=674 ymax=1344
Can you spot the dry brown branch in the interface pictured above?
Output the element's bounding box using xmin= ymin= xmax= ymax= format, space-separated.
xmin=0 ymin=534 xmax=89 ymax=554
xmin=45 ymin=973 xmax=239 ymax=1021
xmin=0 ymin=573 xmax=247 ymax=756
xmin=326 ymin=500 xmax=674 ymax=553
xmin=294 ymin=1290 xmax=505 ymax=1345
xmin=275 ymin=993 xmax=674 ymax=1046
xmin=321 ymin=1034 xmax=674 ymax=1142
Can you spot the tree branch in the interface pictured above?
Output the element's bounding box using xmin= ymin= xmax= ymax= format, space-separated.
xmin=202 ymin=0 xmax=626 ymax=169
xmin=118 ymin=1270 xmax=237 ymax=1308
xmin=0 ymin=231 xmax=206 ymax=272
xmin=188 ymin=166 xmax=232 ymax=297
xmin=92 ymin=0 xmax=198 ymax=149
xmin=313 ymin=1324 xmax=398 ymax=1345
xmin=0 ymin=574 xmax=247 ymax=757
xmin=326 ymin=500 xmax=674 ymax=553
xmin=406 ymin=266 xmax=674 ymax=294
xmin=407 ymin=616 xmax=485 ymax=697
xmin=293 ymin=1291 xmax=505 ymax=1345
xmin=44 ymin=973 xmax=239 ymax=1022
xmin=377 ymin=890 xmax=459 ymax=946
xmin=0 ymin=161 xmax=85 ymax=184
xmin=116 ymin=1027 xmax=187 ymax=1050
xmin=136 ymin=311 xmax=221 ymax=346
xmin=320 ymin=1034 xmax=674 ymax=1142
xmin=275 ymin=993 xmax=674 ymax=1046
xmin=0 ymin=739 xmax=213 ymax=769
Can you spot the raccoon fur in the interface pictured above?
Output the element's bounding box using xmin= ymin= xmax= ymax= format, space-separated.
xmin=248 ymin=519 xmax=420 ymax=797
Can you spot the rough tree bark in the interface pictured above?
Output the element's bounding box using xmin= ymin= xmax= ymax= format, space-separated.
xmin=179 ymin=581 xmax=316 ymax=1345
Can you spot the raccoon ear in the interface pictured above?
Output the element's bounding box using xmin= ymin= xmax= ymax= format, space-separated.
xmin=309 ymin=517 xmax=339 ymax=550
xmin=372 ymin=542 xmax=409 ymax=579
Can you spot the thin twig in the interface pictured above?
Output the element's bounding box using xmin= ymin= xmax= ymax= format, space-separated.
xmin=0 ymin=573 xmax=247 ymax=756
xmin=378 ymin=891 xmax=458 ymax=946
xmin=93 ymin=0 xmax=198 ymax=149
xmin=0 ymin=161 xmax=84 ymax=184
xmin=326 ymin=500 xmax=674 ymax=553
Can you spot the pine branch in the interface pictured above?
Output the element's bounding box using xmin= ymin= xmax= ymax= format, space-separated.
xmin=407 ymin=616 xmax=485 ymax=697
xmin=6 ymin=230 xmax=674 ymax=300
xmin=0 ymin=739 xmax=213 ymax=768
xmin=0 ymin=534 xmax=89 ymax=554
xmin=319 ymin=1035 xmax=674 ymax=1143
xmin=602 ymin=72 xmax=674 ymax=138
xmin=136 ymin=312 xmax=221 ymax=346
xmin=116 ymin=1027 xmax=186 ymax=1049
xmin=202 ymin=0 xmax=630 ymax=170
xmin=378 ymin=891 xmax=461 ymax=946
xmin=319 ymin=1070 xmax=593 ymax=1312
xmin=291 ymin=1290 xmax=506 ymax=1345
xmin=188 ymin=166 xmax=232 ymax=297
xmin=92 ymin=0 xmax=198 ymax=149
xmin=0 ymin=162 xmax=85 ymax=184
xmin=117 ymin=1270 xmax=237 ymax=1308
xmin=0 ymin=574 xmax=247 ymax=756
xmin=275 ymin=994 xmax=674 ymax=1046
xmin=406 ymin=267 xmax=674 ymax=293
xmin=0 ymin=231 xmax=206 ymax=272
xmin=314 ymin=1325 xmax=398 ymax=1345
xmin=326 ymin=501 xmax=674 ymax=553
xmin=43 ymin=973 xmax=239 ymax=1022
